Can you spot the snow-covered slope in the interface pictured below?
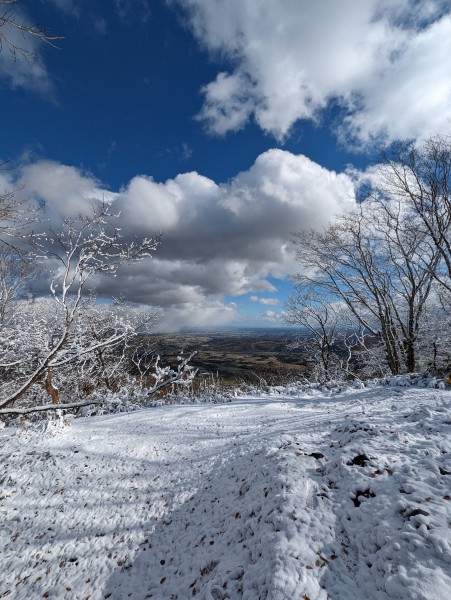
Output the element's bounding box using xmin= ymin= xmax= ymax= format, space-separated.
xmin=1 ymin=382 xmax=451 ymax=599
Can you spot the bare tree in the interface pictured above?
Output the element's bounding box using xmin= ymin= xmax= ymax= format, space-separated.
xmin=0 ymin=164 xmax=43 ymax=333
xmin=285 ymin=284 xmax=386 ymax=381
xmin=369 ymin=196 xmax=440 ymax=373
xmin=284 ymin=286 xmax=342 ymax=382
xmin=291 ymin=195 xmax=440 ymax=376
xmin=0 ymin=245 xmax=37 ymax=324
xmin=0 ymin=0 xmax=61 ymax=61
xmin=0 ymin=0 xmax=61 ymax=303
xmin=0 ymin=162 xmax=40 ymax=242
xmin=376 ymin=134 xmax=451 ymax=291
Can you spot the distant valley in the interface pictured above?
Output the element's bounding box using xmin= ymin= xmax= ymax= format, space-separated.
xmin=149 ymin=329 xmax=310 ymax=385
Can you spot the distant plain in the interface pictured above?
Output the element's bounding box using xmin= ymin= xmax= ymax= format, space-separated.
xmin=149 ymin=329 xmax=309 ymax=384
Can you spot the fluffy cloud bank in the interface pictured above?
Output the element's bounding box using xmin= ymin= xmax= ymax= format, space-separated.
xmin=17 ymin=150 xmax=354 ymax=329
xmin=177 ymin=0 xmax=451 ymax=144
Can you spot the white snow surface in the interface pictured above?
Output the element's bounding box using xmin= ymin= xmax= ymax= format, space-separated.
xmin=1 ymin=381 xmax=451 ymax=599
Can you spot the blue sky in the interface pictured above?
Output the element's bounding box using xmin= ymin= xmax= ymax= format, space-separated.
xmin=2 ymin=0 xmax=451 ymax=330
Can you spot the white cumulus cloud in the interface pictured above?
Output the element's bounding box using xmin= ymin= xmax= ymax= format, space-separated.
xmin=13 ymin=149 xmax=355 ymax=329
xmin=250 ymin=296 xmax=279 ymax=306
xmin=176 ymin=0 xmax=451 ymax=144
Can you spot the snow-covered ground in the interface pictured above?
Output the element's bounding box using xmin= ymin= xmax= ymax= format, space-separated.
xmin=1 ymin=380 xmax=451 ymax=599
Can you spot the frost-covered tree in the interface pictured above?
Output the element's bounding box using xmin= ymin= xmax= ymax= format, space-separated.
xmin=0 ymin=245 xmax=37 ymax=324
xmin=288 ymin=134 xmax=451 ymax=379
xmin=378 ymin=135 xmax=451 ymax=292
xmin=0 ymin=296 xmax=199 ymax=413
xmin=1 ymin=5 xmax=195 ymax=413
xmin=0 ymin=203 xmax=160 ymax=410
xmin=290 ymin=194 xmax=441 ymax=376
xmin=285 ymin=285 xmax=387 ymax=381
xmin=416 ymin=288 xmax=451 ymax=374
xmin=284 ymin=286 xmax=343 ymax=382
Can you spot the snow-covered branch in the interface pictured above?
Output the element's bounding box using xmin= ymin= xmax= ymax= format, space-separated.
xmin=0 ymin=399 xmax=105 ymax=416
xmin=0 ymin=203 xmax=161 ymax=410
xmin=146 ymin=352 xmax=198 ymax=396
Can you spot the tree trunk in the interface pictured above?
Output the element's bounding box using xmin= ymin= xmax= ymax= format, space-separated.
xmin=380 ymin=319 xmax=401 ymax=375
xmin=45 ymin=368 xmax=60 ymax=404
